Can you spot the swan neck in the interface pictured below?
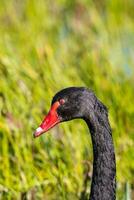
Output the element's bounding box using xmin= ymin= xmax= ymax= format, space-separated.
xmin=85 ymin=112 xmax=116 ymax=200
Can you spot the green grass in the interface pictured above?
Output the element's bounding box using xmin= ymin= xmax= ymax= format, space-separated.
xmin=0 ymin=0 xmax=134 ymax=199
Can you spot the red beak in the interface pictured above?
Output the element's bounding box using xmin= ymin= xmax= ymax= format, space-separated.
xmin=34 ymin=101 xmax=61 ymax=138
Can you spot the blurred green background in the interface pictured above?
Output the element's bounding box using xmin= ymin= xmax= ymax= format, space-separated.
xmin=0 ymin=0 xmax=134 ymax=199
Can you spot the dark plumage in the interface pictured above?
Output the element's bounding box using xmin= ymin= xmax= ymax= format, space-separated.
xmin=34 ymin=87 xmax=116 ymax=200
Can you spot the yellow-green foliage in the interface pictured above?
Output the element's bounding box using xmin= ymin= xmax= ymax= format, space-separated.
xmin=0 ymin=0 xmax=134 ymax=199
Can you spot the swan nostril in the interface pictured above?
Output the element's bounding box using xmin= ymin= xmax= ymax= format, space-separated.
xmin=46 ymin=119 xmax=49 ymax=123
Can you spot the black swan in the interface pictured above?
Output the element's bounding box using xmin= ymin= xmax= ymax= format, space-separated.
xmin=34 ymin=87 xmax=116 ymax=200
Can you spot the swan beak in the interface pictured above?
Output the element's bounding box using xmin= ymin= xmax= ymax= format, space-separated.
xmin=34 ymin=101 xmax=61 ymax=138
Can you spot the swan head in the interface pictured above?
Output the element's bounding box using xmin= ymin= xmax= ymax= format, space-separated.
xmin=34 ymin=87 xmax=95 ymax=138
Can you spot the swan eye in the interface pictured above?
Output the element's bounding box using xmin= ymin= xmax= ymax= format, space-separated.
xmin=59 ymin=99 xmax=65 ymax=105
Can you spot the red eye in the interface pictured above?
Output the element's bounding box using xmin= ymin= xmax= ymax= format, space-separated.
xmin=59 ymin=99 xmax=65 ymax=105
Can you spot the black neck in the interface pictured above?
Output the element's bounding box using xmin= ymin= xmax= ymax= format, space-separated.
xmin=85 ymin=103 xmax=116 ymax=200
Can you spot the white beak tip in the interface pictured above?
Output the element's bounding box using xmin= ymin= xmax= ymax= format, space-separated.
xmin=34 ymin=127 xmax=44 ymax=138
